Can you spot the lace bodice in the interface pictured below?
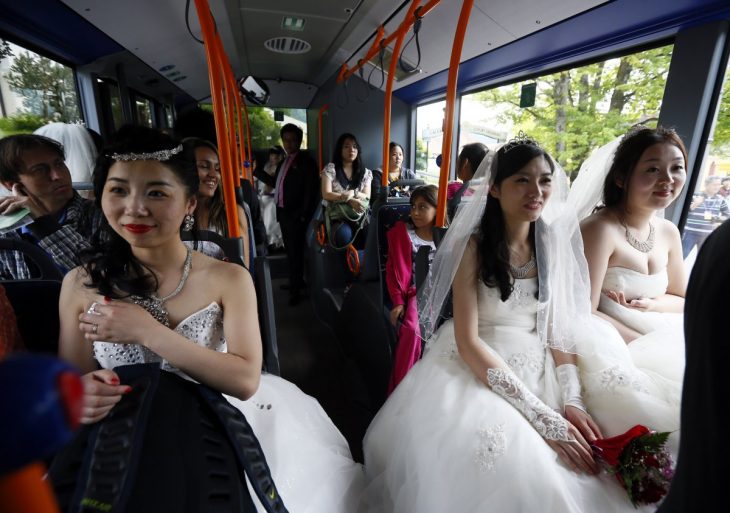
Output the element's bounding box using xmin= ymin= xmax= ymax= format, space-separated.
xmin=602 ymin=267 xmax=668 ymax=300
xmin=477 ymin=277 xmax=538 ymax=331
xmin=93 ymin=302 xmax=225 ymax=377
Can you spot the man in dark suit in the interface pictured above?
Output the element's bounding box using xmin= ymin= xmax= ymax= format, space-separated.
xmin=254 ymin=123 xmax=318 ymax=305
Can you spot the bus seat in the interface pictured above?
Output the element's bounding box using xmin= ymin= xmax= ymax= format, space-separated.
xmin=253 ymin=256 xmax=281 ymax=376
xmin=181 ymin=230 xmax=245 ymax=267
xmin=2 ymin=279 xmax=62 ymax=355
xmin=362 ymin=197 xmax=411 ymax=282
xmin=0 ymin=238 xmax=64 ymax=281
xmin=372 ymin=202 xmax=412 ymax=304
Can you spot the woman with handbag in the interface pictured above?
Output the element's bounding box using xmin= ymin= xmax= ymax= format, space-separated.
xmin=320 ymin=133 xmax=372 ymax=249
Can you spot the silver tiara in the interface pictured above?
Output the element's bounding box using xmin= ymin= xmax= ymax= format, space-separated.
xmin=109 ymin=144 xmax=183 ymax=162
xmin=502 ymin=131 xmax=541 ymax=154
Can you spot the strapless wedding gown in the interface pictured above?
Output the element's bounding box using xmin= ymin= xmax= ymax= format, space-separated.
xmin=362 ymin=278 xmax=652 ymax=513
xmin=577 ymin=267 xmax=684 ymax=454
xmin=94 ymin=302 xmax=364 ymax=513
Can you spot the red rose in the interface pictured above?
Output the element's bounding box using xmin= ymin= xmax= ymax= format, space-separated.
xmin=591 ymin=425 xmax=650 ymax=467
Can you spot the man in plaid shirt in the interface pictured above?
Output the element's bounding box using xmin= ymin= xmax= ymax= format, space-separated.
xmin=0 ymin=134 xmax=101 ymax=279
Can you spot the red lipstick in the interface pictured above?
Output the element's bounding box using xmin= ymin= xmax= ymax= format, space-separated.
xmin=124 ymin=224 xmax=153 ymax=234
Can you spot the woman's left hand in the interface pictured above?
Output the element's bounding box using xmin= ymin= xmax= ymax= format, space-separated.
xmin=78 ymin=299 xmax=162 ymax=345
xmin=348 ymin=198 xmax=365 ymax=214
xmin=565 ymin=405 xmax=603 ymax=443
xmin=625 ymin=297 xmax=654 ymax=311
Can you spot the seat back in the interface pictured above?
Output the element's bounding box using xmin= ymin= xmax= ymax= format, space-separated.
xmin=181 ymin=230 xmax=245 ymax=267
xmin=2 ymin=279 xmax=62 ymax=355
xmin=253 ymin=256 xmax=281 ymax=376
xmin=0 ymin=238 xmax=64 ymax=281
xmin=373 ymin=202 xmax=412 ymax=305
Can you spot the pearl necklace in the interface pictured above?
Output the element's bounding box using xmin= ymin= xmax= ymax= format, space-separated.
xmin=131 ymin=247 xmax=193 ymax=326
xmin=624 ymin=221 xmax=655 ymax=253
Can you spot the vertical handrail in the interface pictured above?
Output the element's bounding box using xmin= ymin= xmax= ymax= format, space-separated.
xmin=193 ymin=0 xmax=241 ymax=238
xmin=232 ymin=73 xmax=248 ymax=181
xmin=242 ymin=100 xmax=253 ymax=172
xmin=435 ymin=0 xmax=474 ymax=228
xmin=382 ymin=0 xmax=423 ymax=185
xmin=318 ymin=104 xmax=329 ymax=171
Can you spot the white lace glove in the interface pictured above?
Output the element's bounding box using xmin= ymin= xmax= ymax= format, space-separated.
xmin=556 ymin=364 xmax=587 ymax=413
xmin=487 ymin=368 xmax=571 ymax=441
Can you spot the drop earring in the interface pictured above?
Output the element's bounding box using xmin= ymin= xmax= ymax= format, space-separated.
xmin=182 ymin=214 xmax=195 ymax=231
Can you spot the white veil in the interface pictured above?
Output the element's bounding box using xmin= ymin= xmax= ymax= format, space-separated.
xmin=567 ymin=136 xmax=621 ymax=221
xmin=418 ymin=139 xmax=595 ymax=354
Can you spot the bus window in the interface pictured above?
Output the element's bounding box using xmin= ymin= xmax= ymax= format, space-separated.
xmin=97 ymin=78 xmax=124 ymax=134
xmin=0 ymin=39 xmax=80 ymax=136
xmin=458 ymin=44 xmax=673 ymax=183
xmin=415 ymin=99 xmax=446 ymax=185
xmin=247 ymin=106 xmax=308 ymax=149
xmin=681 ymin=57 xmax=730 ymax=263
xmin=134 ymin=93 xmax=154 ymax=127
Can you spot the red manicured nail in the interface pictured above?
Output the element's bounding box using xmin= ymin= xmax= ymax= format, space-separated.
xmin=104 ymin=296 xmax=112 ymax=303
xmin=123 ymin=386 xmax=133 ymax=394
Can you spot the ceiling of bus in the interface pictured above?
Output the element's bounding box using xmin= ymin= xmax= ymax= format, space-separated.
xmin=59 ymin=0 xmax=609 ymax=107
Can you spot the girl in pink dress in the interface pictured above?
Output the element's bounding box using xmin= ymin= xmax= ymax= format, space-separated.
xmin=385 ymin=185 xmax=438 ymax=393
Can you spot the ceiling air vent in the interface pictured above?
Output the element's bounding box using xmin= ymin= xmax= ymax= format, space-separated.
xmin=264 ymin=37 xmax=311 ymax=55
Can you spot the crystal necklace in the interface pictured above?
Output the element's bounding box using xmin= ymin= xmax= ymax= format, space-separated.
xmin=509 ymin=254 xmax=536 ymax=279
xmin=623 ymin=221 xmax=655 ymax=253
xmin=131 ymin=247 xmax=193 ymax=326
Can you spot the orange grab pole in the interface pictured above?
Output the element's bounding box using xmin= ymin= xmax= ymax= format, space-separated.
xmin=317 ymin=104 xmax=329 ymax=171
xmin=194 ymin=0 xmax=240 ymax=238
xmin=222 ymin=65 xmax=240 ymax=187
xmin=337 ymin=0 xmax=440 ymax=84
xmin=221 ymin=60 xmax=245 ymax=180
xmin=436 ymin=0 xmax=474 ymax=228
xmin=242 ymin=100 xmax=253 ymax=172
xmin=382 ymin=0 xmax=422 ymax=184
xmin=232 ymin=80 xmax=248 ymax=180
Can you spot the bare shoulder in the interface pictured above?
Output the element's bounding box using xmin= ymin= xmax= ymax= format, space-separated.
xmin=657 ymin=217 xmax=681 ymax=239
xmin=194 ymin=252 xmax=253 ymax=291
xmin=580 ymin=209 xmax=617 ymax=235
xmin=60 ymin=266 xmax=95 ymax=310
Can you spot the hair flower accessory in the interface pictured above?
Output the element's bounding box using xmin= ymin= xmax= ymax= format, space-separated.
xmin=591 ymin=424 xmax=674 ymax=507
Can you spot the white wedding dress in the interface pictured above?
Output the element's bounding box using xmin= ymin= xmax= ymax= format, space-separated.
xmin=94 ymin=302 xmax=364 ymax=513
xmin=578 ymin=267 xmax=684 ymax=454
xmin=363 ymin=278 xmax=658 ymax=513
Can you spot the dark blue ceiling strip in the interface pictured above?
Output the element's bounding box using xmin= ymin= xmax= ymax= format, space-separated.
xmin=394 ymin=0 xmax=730 ymax=105
xmin=0 ymin=0 xmax=123 ymax=65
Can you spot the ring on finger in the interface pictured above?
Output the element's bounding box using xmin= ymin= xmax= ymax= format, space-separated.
xmin=92 ymin=324 xmax=98 ymax=335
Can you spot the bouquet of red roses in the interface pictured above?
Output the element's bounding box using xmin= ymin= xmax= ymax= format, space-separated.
xmin=591 ymin=425 xmax=674 ymax=507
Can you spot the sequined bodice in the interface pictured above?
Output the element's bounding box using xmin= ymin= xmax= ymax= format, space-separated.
xmin=477 ymin=278 xmax=538 ymax=331
xmin=602 ymin=267 xmax=668 ymax=300
xmin=93 ymin=302 xmax=225 ymax=376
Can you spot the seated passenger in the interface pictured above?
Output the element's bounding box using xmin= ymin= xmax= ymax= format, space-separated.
xmin=371 ymin=142 xmax=417 ymax=200
xmin=182 ymin=137 xmax=250 ymax=267
xmin=53 ymin=127 xmax=364 ymax=512
xmin=0 ymin=134 xmax=102 ymax=279
xmin=446 ymin=142 xmax=488 ymax=219
xmin=574 ymin=126 xmax=687 ymax=452
xmin=321 ymin=133 xmax=372 ymax=249
xmin=34 ymin=122 xmax=98 ymax=194
xmin=365 ymin=137 xmax=646 ymax=513
xmin=385 ymin=185 xmax=438 ymax=393
xmin=257 ymin=146 xmax=284 ymax=249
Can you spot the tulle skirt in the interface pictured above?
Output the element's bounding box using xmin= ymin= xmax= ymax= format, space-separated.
xmin=362 ymin=321 xmax=651 ymax=513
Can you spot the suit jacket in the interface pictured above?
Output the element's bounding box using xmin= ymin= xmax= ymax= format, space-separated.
xmin=254 ymin=150 xmax=319 ymax=222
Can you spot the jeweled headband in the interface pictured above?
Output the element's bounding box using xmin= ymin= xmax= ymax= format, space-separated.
xmin=502 ymin=131 xmax=541 ymax=154
xmin=109 ymin=144 xmax=183 ymax=162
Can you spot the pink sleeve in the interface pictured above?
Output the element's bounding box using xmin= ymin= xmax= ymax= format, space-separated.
xmin=385 ymin=222 xmax=412 ymax=306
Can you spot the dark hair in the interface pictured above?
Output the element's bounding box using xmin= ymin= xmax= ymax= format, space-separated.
xmin=269 ymin=145 xmax=285 ymax=158
xmin=478 ymin=140 xmax=554 ymax=301
xmin=409 ymin=184 xmax=440 ymax=227
xmin=83 ymin=126 xmax=198 ymax=299
xmin=280 ymin=123 xmax=303 ymax=145
xmin=0 ymin=134 xmax=65 ymax=183
xmin=332 ymin=133 xmax=365 ymax=190
xmin=457 ymin=143 xmax=488 ymax=180
xmin=174 ymin=106 xmax=217 ymax=145
xmin=603 ymin=126 xmax=687 ymax=208
xmin=183 ymin=137 xmax=232 ymax=236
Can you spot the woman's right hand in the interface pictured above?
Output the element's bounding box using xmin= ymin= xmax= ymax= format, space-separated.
xmin=348 ymin=198 xmax=365 ymax=214
xmin=546 ymin=423 xmax=599 ymax=475
xmin=390 ymin=305 xmax=404 ymax=327
xmin=80 ymin=369 xmax=131 ymax=424
xmin=341 ymin=190 xmax=355 ymax=201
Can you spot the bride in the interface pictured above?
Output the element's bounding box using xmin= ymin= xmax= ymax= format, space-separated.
xmin=571 ymin=127 xmax=686 ymax=449
xmin=363 ymin=136 xmax=653 ymax=513
xmin=54 ymin=126 xmax=363 ymax=512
